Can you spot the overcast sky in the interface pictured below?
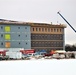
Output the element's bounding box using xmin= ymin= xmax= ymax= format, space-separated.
xmin=0 ymin=0 xmax=76 ymax=45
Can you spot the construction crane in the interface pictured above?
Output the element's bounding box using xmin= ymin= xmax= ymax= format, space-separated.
xmin=57 ymin=12 xmax=76 ymax=33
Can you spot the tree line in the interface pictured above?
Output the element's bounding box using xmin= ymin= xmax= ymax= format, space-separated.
xmin=65 ymin=44 xmax=76 ymax=51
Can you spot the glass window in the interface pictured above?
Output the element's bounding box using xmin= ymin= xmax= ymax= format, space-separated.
xmin=39 ymin=28 xmax=41 ymax=31
xmin=60 ymin=29 xmax=62 ymax=32
xmin=36 ymin=28 xmax=38 ymax=31
xmin=48 ymin=28 xmax=50 ymax=32
xmin=33 ymin=28 xmax=34 ymax=31
xmin=1 ymin=26 xmax=3 ymax=29
xmin=5 ymin=26 xmax=10 ymax=32
xmin=18 ymin=35 xmax=20 ymax=37
xmin=57 ymin=29 xmax=59 ymax=32
xmin=51 ymin=28 xmax=53 ymax=32
xmin=25 ymin=27 xmax=27 ymax=29
xmin=1 ymin=34 xmax=3 ymax=37
xmin=5 ymin=42 xmax=11 ymax=48
xmin=19 ymin=42 xmax=20 ymax=44
xmin=26 ymin=35 xmax=27 ymax=37
xmin=45 ymin=28 xmax=47 ymax=32
xmin=42 ymin=28 xmax=44 ymax=31
xmin=18 ymin=27 xmax=20 ymax=29
xmin=54 ymin=29 xmax=56 ymax=32
xmin=5 ymin=34 xmax=10 ymax=40
xmin=1 ymin=42 xmax=3 ymax=45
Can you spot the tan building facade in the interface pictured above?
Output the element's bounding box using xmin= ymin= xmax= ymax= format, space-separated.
xmin=30 ymin=23 xmax=66 ymax=52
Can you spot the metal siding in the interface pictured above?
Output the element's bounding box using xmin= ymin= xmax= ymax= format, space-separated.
xmin=0 ymin=25 xmax=31 ymax=49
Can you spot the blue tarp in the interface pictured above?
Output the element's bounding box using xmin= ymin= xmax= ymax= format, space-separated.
xmin=36 ymin=50 xmax=46 ymax=54
xmin=39 ymin=50 xmax=46 ymax=53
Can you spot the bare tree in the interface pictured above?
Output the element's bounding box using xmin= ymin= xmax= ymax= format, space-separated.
xmin=65 ymin=44 xmax=76 ymax=51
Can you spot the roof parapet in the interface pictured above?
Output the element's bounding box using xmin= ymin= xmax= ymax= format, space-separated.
xmin=0 ymin=19 xmax=66 ymax=28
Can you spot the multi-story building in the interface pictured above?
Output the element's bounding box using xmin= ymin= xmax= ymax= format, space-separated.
xmin=30 ymin=23 xmax=66 ymax=52
xmin=0 ymin=19 xmax=66 ymax=52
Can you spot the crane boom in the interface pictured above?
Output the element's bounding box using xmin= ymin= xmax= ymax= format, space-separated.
xmin=57 ymin=12 xmax=76 ymax=33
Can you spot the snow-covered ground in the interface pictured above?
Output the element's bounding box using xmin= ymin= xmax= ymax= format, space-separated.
xmin=0 ymin=59 xmax=76 ymax=75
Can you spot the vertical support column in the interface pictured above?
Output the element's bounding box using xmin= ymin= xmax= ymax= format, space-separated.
xmin=63 ymin=28 xmax=65 ymax=50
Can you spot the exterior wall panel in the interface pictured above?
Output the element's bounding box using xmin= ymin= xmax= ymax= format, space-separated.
xmin=31 ymin=25 xmax=66 ymax=52
xmin=0 ymin=25 xmax=31 ymax=49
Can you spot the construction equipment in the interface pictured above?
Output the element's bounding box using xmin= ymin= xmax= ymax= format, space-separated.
xmin=57 ymin=12 xmax=76 ymax=33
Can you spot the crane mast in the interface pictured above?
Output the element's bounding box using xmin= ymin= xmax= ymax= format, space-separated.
xmin=57 ymin=12 xmax=76 ymax=33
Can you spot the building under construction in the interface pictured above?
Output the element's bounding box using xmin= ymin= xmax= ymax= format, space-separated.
xmin=0 ymin=19 xmax=66 ymax=52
